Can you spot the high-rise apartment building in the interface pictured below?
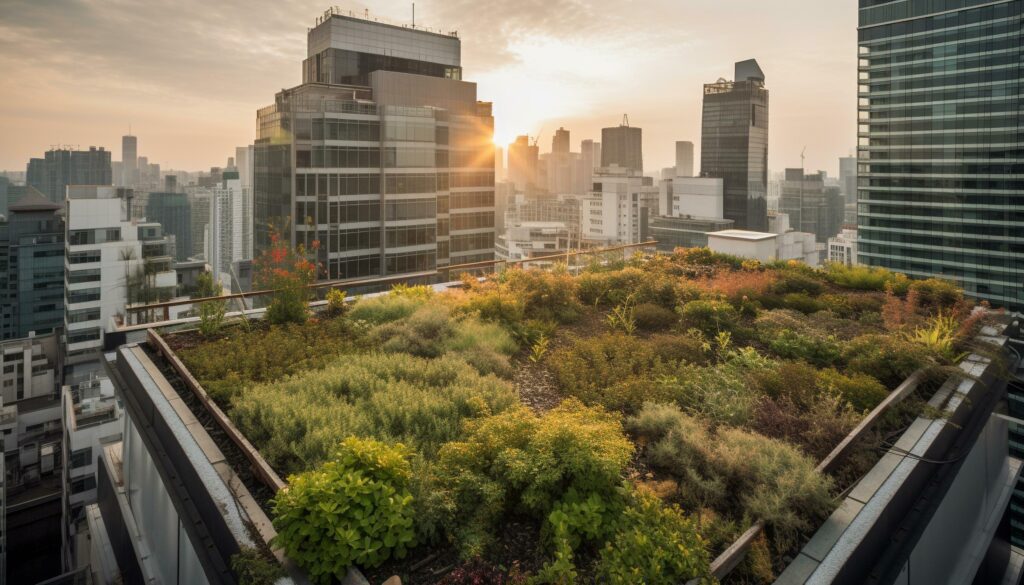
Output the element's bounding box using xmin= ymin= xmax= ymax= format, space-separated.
xmin=552 ymin=127 xmax=570 ymax=154
xmin=857 ymin=0 xmax=1022 ymax=310
xmin=254 ymin=9 xmax=495 ymax=282
xmin=601 ymin=121 xmax=643 ymax=174
xmin=675 ymin=141 xmax=695 ymax=177
xmin=64 ymin=186 xmax=178 ymax=366
xmin=700 ymin=59 xmax=769 ymax=232
xmin=582 ymin=165 xmax=659 ymax=245
xmin=0 ymin=191 xmax=65 ymax=340
xmin=26 ymin=148 xmax=112 ymax=203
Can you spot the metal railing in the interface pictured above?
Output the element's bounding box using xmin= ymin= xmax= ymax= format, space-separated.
xmin=123 ymin=241 xmax=658 ymax=322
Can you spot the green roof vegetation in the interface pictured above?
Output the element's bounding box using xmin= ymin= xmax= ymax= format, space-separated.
xmin=171 ymin=248 xmax=984 ymax=584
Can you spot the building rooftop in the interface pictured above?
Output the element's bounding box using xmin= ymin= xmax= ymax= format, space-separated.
xmin=8 ymin=188 xmax=61 ymax=212
xmin=117 ymin=248 xmax=1015 ymax=584
xmin=708 ymin=229 xmax=777 ymax=241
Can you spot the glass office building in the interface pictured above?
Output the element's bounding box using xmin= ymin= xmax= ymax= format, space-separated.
xmin=857 ymin=0 xmax=1023 ymax=310
xmin=255 ymin=9 xmax=495 ymax=282
xmin=700 ymin=60 xmax=770 ymax=232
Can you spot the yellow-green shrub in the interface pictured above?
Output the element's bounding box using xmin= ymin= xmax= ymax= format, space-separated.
xmin=272 ymin=438 xmax=416 ymax=583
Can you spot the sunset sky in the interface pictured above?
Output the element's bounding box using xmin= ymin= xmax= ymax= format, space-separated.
xmin=0 ymin=0 xmax=858 ymax=176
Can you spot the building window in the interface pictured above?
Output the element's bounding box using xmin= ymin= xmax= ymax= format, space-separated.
xmin=70 ymin=446 xmax=93 ymax=469
xmin=71 ymin=475 xmax=97 ymax=494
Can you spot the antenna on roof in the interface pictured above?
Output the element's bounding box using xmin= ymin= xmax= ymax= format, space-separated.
xmin=412 ymin=3 xmax=415 ymax=28
xmin=622 ymin=114 xmax=630 ymax=127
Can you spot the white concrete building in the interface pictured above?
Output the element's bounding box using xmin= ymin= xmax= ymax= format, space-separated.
xmin=660 ymin=176 xmax=725 ymax=219
xmin=495 ymin=222 xmax=572 ymax=262
xmin=63 ymin=376 xmax=121 ymax=514
xmin=65 ymin=186 xmax=178 ymax=365
xmin=707 ymin=213 xmax=819 ymax=266
xmin=828 ymin=228 xmax=858 ymax=266
xmin=209 ymin=171 xmax=252 ymax=288
xmin=581 ymin=165 xmax=659 ymax=245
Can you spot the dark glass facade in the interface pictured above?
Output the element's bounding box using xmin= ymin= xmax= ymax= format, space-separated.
xmin=700 ymin=80 xmax=769 ymax=232
xmin=857 ymin=0 xmax=1023 ymax=310
xmin=145 ymin=192 xmax=192 ymax=261
xmin=305 ymin=48 xmax=462 ymax=86
xmin=0 ymin=197 xmax=65 ymax=339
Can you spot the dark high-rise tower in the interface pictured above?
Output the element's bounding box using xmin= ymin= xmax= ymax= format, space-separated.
xmin=857 ymin=0 xmax=1022 ymax=311
xmin=26 ymin=147 xmax=112 ymax=203
xmin=122 ymin=134 xmax=138 ymax=186
xmin=551 ymin=127 xmax=570 ymax=154
xmin=254 ymin=9 xmax=495 ymax=282
xmin=700 ymin=59 xmax=769 ymax=232
xmin=601 ymin=119 xmax=643 ymax=174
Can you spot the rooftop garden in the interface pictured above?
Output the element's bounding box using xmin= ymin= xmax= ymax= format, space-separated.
xmin=165 ymin=247 xmax=990 ymax=585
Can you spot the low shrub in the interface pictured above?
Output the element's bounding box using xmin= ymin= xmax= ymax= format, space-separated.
xmin=549 ymin=334 xmax=682 ymax=411
xmin=909 ymin=278 xmax=963 ymax=310
xmin=752 ymin=392 xmax=862 ymax=460
xmin=230 ymin=353 xmax=518 ymax=474
xmin=576 ymin=268 xmax=645 ymax=307
xmin=179 ymin=318 xmax=355 ymax=403
xmin=633 ymin=302 xmax=677 ymax=331
xmin=628 ymin=403 xmax=833 ymax=548
xmin=663 ymin=348 xmax=774 ymax=427
xmin=370 ymin=304 xmax=455 ymax=358
xmin=842 ymin=334 xmax=934 ymax=387
xmin=349 ymin=292 xmax=430 ymax=325
xmin=500 ymin=266 xmax=581 ymax=323
xmin=672 ymin=247 xmax=744 ymax=269
xmin=765 ymin=329 xmax=841 ymax=367
xmin=824 ymin=263 xmax=910 ymax=294
xmin=700 ymin=270 xmax=778 ymax=304
xmin=782 ymin=292 xmax=826 ymax=314
xmin=437 ymin=561 xmax=528 ymax=585
xmin=230 ymin=548 xmax=284 ymax=585
xmin=272 ymin=438 xmax=417 ymax=583
xmin=771 ymin=271 xmax=824 ymax=296
xmin=678 ymin=299 xmax=739 ymax=336
xmin=817 ymin=368 xmax=889 ymax=412
xmin=436 ymin=400 xmax=633 ymax=558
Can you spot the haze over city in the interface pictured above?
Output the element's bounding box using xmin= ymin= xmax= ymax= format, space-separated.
xmin=0 ymin=0 xmax=858 ymax=174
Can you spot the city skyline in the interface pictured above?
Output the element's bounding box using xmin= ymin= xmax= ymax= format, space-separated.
xmin=0 ymin=0 xmax=858 ymax=175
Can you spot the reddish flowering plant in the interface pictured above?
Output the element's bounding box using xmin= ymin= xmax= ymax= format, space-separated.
xmin=255 ymin=228 xmax=318 ymax=324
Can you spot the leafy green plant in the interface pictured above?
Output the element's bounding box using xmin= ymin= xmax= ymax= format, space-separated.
xmin=765 ymin=329 xmax=841 ymax=367
xmin=324 ymin=288 xmax=347 ymax=317
xmin=530 ymin=334 xmax=550 ymax=363
xmin=817 ymin=368 xmax=889 ymax=412
xmin=595 ymin=490 xmax=712 ymax=585
xmin=195 ymin=272 xmax=227 ymax=336
xmin=606 ymin=294 xmax=638 ymax=336
xmin=435 ymin=400 xmax=633 ymax=558
xmin=823 ymin=263 xmax=909 ymax=294
xmin=230 ymin=547 xmax=284 ymax=585
xmin=909 ymin=278 xmax=963 ymax=311
xmin=349 ymin=292 xmax=430 ymax=325
xmin=499 ymin=266 xmax=582 ymax=323
xmin=254 ymin=229 xmax=317 ymax=325
xmin=271 ymin=438 xmax=417 ymax=584
xmin=906 ymin=311 xmax=961 ymax=362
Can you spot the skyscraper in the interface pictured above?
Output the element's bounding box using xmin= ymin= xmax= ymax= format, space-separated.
xmin=838 ymin=156 xmax=857 ymax=207
xmin=508 ymin=135 xmax=539 ymax=192
xmin=552 ymin=127 xmax=570 ymax=154
xmin=122 ymin=134 xmax=138 ymax=186
xmin=780 ymin=169 xmax=844 ymax=244
xmin=601 ymin=120 xmax=643 ymax=174
xmin=857 ymin=0 xmax=1022 ymax=310
xmin=26 ymin=147 xmax=113 ymax=203
xmin=675 ymin=141 xmax=695 ymax=177
xmin=254 ymin=9 xmax=496 ymax=281
xmin=700 ymin=59 xmax=769 ymax=232
xmin=145 ymin=191 xmax=192 ymax=262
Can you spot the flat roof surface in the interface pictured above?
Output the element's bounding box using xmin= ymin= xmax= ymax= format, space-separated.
xmin=708 ymin=229 xmax=777 ymax=241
